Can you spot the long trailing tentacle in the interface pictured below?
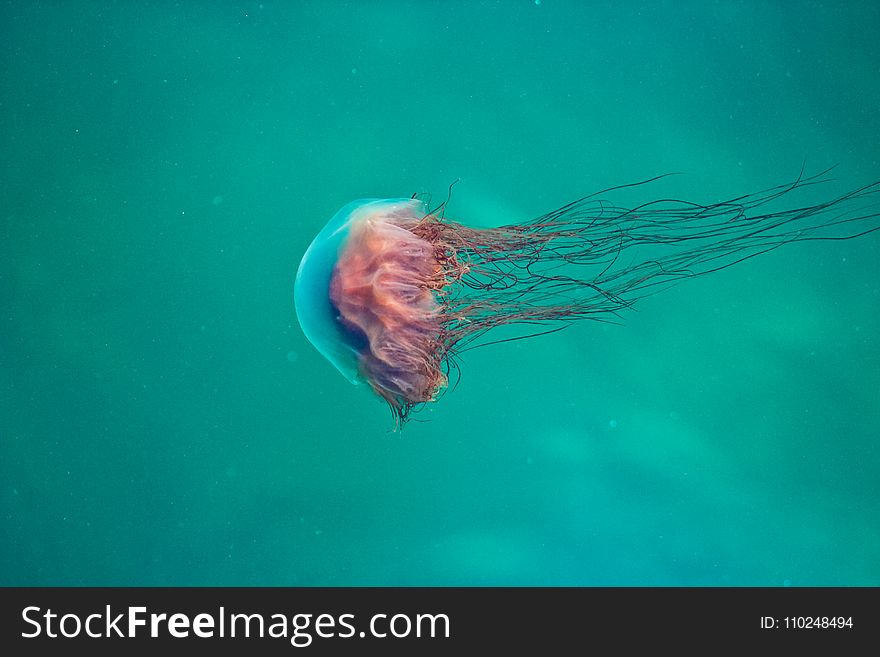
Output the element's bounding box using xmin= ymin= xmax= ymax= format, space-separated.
xmin=410 ymin=169 xmax=880 ymax=362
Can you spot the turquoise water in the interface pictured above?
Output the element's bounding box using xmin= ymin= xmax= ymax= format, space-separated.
xmin=2 ymin=1 xmax=878 ymax=586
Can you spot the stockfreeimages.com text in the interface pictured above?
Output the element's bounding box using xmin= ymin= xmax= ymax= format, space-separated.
xmin=21 ymin=605 xmax=450 ymax=647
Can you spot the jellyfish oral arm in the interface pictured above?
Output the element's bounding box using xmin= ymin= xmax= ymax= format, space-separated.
xmin=329 ymin=206 xmax=448 ymax=422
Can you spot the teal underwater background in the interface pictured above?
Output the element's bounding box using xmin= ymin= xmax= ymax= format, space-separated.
xmin=1 ymin=1 xmax=878 ymax=586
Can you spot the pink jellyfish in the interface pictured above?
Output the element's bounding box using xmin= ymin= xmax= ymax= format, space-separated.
xmin=295 ymin=169 xmax=879 ymax=426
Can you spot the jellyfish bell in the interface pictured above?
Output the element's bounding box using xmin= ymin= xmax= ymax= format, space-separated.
xmin=295 ymin=170 xmax=880 ymax=427
xmin=294 ymin=199 xmax=377 ymax=386
xmin=294 ymin=197 xmax=445 ymax=414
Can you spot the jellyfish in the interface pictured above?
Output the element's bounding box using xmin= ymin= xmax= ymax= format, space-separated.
xmin=294 ymin=168 xmax=879 ymax=426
